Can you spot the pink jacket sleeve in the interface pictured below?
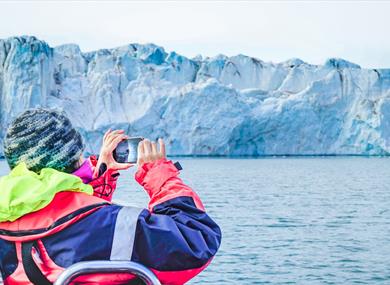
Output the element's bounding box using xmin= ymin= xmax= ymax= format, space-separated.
xmin=135 ymin=158 xmax=205 ymax=212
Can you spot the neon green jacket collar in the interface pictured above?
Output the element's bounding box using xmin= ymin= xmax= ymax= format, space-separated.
xmin=0 ymin=162 xmax=93 ymax=222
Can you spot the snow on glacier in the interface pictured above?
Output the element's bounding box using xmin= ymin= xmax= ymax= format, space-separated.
xmin=1 ymin=36 xmax=390 ymax=156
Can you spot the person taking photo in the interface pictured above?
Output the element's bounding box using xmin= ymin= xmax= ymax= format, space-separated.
xmin=0 ymin=108 xmax=221 ymax=285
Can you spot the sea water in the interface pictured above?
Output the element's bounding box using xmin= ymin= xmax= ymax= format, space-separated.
xmin=1 ymin=157 xmax=390 ymax=284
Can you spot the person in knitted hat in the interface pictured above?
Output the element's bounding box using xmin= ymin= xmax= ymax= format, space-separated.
xmin=0 ymin=108 xmax=221 ymax=285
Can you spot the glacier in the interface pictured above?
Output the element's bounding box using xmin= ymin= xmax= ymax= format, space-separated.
xmin=1 ymin=36 xmax=390 ymax=156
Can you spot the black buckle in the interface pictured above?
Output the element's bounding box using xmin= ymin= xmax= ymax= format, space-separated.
xmin=174 ymin=161 xmax=183 ymax=171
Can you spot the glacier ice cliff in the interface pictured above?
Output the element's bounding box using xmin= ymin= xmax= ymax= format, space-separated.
xmin=1 ymin=36 xmax=390 ymax=156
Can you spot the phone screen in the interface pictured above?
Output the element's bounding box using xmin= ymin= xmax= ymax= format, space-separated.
xmin=113 ymin=137 xmax=143 ymax=163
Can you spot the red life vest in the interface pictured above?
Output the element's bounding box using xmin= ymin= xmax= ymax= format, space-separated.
xmin=0 ymin=191 xmax=136 ymax=285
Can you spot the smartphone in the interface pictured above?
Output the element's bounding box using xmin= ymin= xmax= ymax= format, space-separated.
xmin=113 ymin=137 xmax=144 ymax=163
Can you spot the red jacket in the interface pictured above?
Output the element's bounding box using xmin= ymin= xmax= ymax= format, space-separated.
xmin=0 ymin=158 xmax=221 ymax=284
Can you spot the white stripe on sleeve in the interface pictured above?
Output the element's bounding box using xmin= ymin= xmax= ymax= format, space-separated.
xmin=110 ymin=206 xmax=144 ymax=261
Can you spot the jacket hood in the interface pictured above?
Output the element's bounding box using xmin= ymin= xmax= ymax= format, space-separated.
xmin=0 ymin=162 xmax=93 ymax=222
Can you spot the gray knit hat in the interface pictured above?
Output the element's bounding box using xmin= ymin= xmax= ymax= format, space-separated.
xmin=3 ymin=108 xmax=85 ymax=173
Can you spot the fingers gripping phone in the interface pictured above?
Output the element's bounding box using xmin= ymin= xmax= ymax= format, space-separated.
xmin=113 ymin=137 xmax=144 ymax=163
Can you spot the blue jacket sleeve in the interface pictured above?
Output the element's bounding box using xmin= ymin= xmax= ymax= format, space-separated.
xmin=131 ymin=196 xmax=221 ymax=272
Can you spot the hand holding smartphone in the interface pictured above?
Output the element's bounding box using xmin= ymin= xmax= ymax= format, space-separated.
xmin=112 ymin=134 xmax=166 ymax=167
xmin=137 ymin=138 xmax=166 ymax=166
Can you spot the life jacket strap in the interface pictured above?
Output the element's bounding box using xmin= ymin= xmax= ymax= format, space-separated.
xmin=21 ymin=241 xmax=52 ymax=285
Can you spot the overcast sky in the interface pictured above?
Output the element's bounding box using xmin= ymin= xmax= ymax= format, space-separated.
xmin=0 ymin=1 xmax=389 ymax=68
